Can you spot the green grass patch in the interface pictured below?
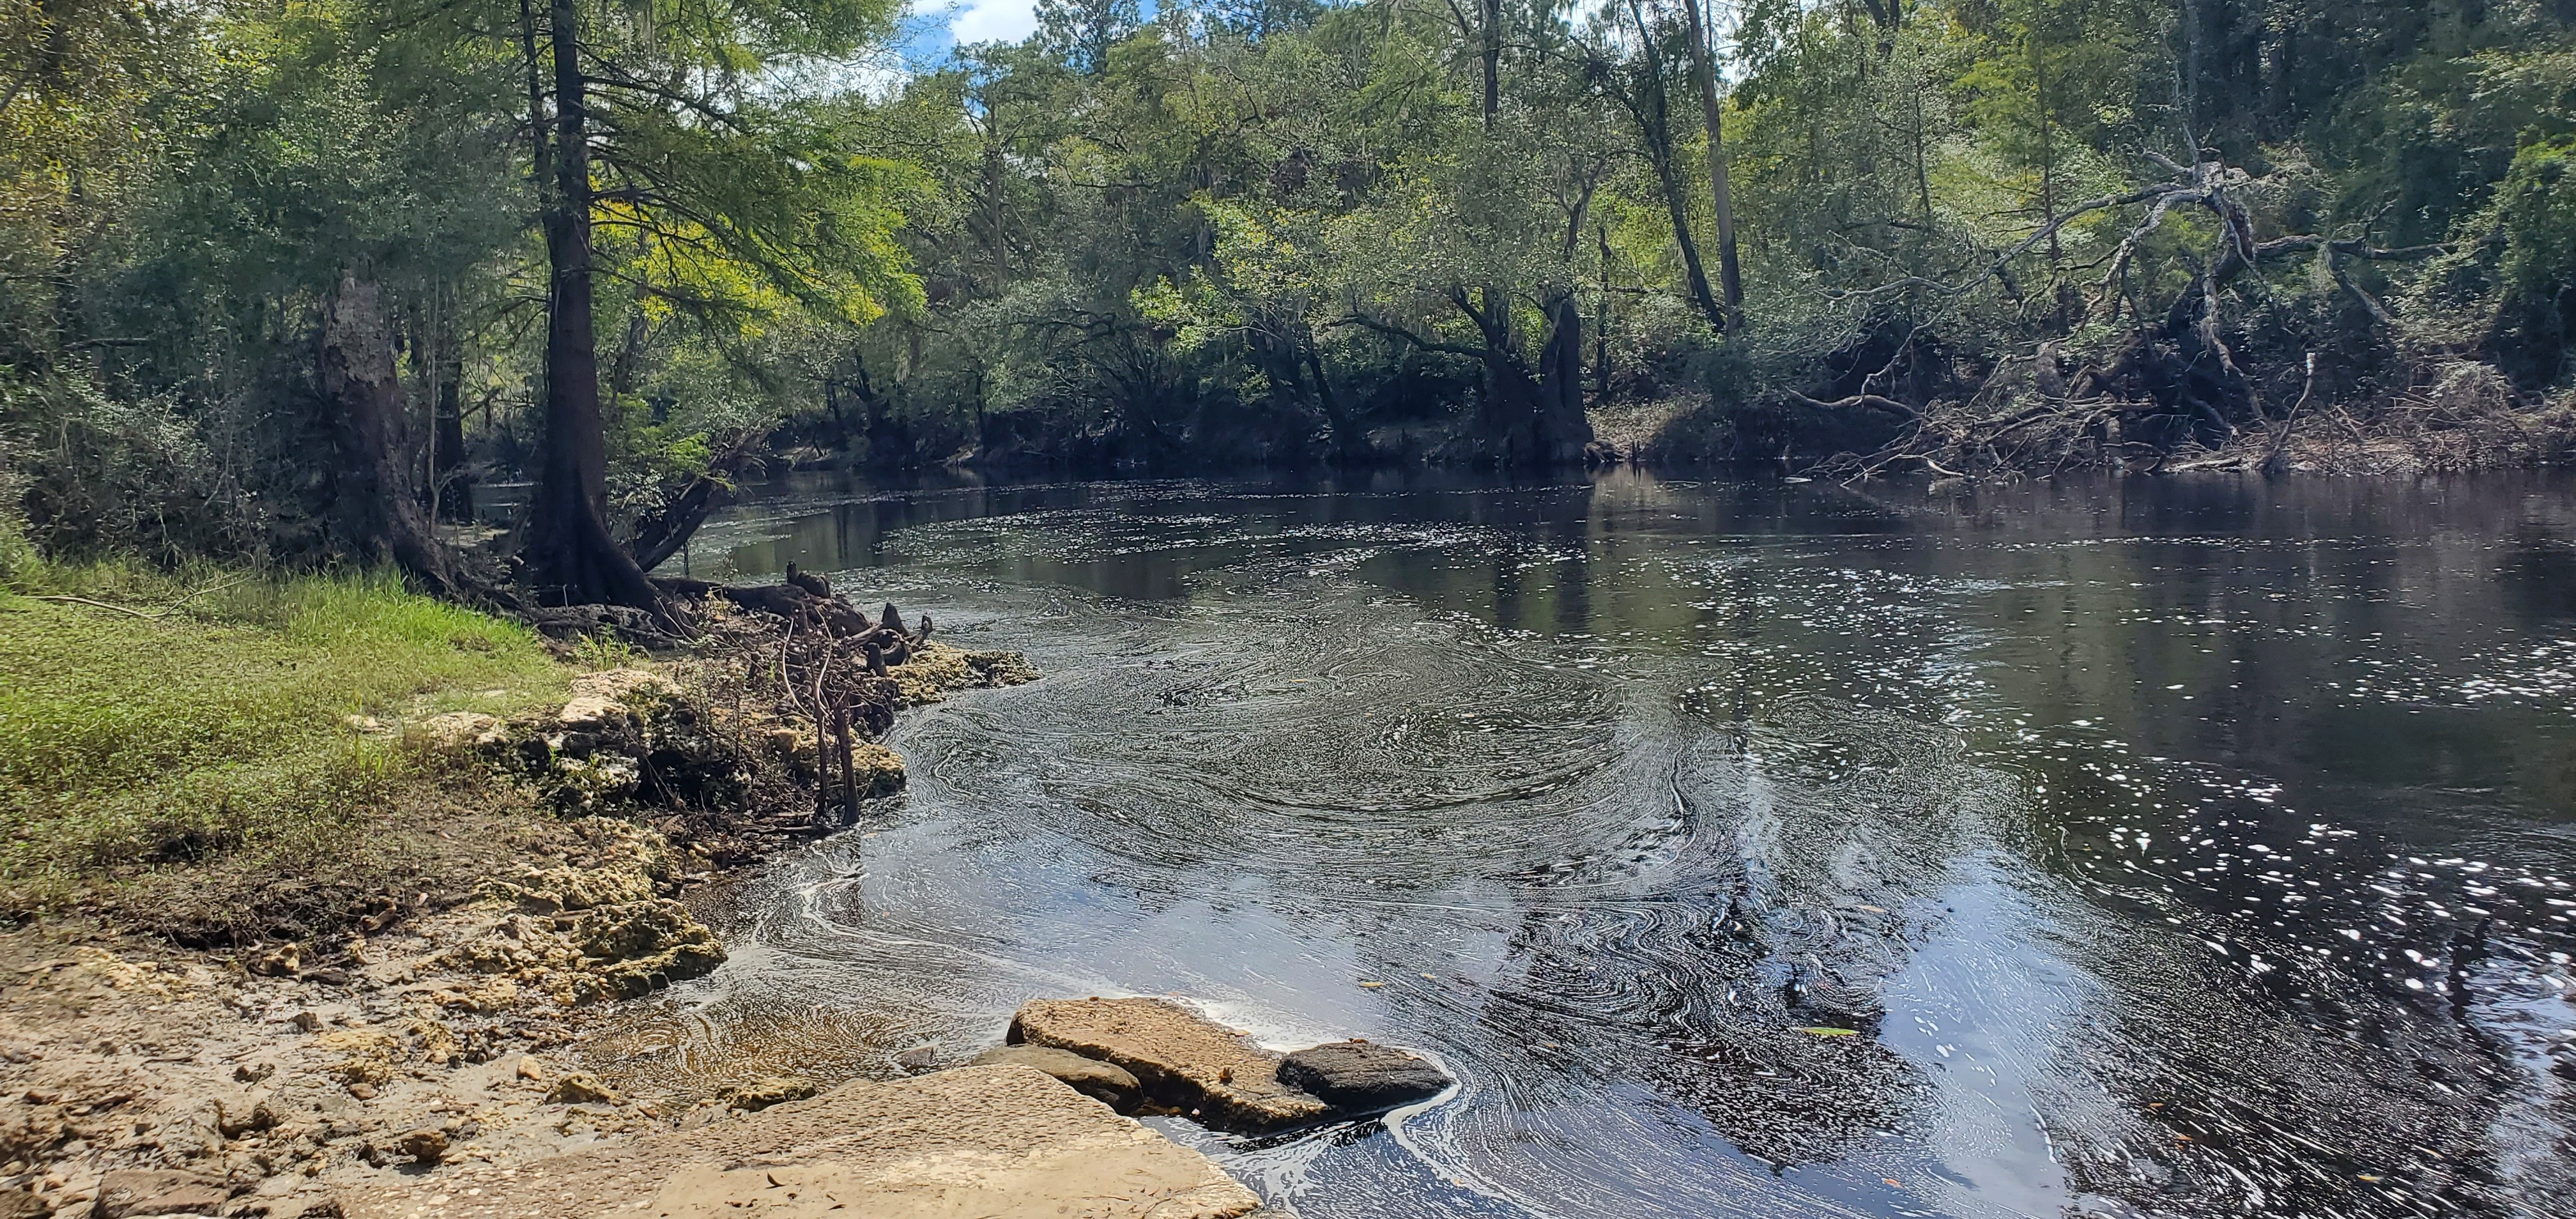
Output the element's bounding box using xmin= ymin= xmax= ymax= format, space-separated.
xmin=0 ymin=556 xmax=569 ymax=917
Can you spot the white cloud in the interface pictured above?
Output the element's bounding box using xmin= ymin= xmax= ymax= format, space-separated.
xmin=949 ymin=0 xmax=1041 ymax=44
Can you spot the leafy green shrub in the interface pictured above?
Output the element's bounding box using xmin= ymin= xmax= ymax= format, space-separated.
xmin=2488 ymin=134 xmax=2576 ymax=387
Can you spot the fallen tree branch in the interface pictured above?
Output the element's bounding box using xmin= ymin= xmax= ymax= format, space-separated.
xmin=1790 ymin=391 xmax=1921 ymax=420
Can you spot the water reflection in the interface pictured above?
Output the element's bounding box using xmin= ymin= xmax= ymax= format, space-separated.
xmin=617 ymin=468 xmax=2576 ymax=1218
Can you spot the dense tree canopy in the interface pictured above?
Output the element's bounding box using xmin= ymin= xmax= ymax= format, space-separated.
xmin=6 ymin=0 xmax=2575 ymax=583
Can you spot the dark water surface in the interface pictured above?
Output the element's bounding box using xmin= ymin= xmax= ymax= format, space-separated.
xmin=606 ymin=470 xmax=2576 ymax=1218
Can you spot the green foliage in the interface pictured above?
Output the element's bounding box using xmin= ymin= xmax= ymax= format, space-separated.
xmin=0 ymin=558 xmax=565 ymax=902
xmin=0 ymin=371 xmax=264 ymax=564
xmin=2496 ymin=135 xmax=2576 ymax=299
xmin=2481 ymin=132 xmax=2576 ymax=384
xmin=0 ymin=514 xmax=34 ymax=587
xmin=8 ymin=0 xmax=2576 ymax=535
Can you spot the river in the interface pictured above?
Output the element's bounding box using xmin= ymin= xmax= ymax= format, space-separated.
xmin=602 ymin=468 xmax=2576 ymax=1219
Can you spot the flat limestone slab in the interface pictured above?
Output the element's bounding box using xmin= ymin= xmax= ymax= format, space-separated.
xmin=337 ymin=1065 xmax=1261 ymax=1219
xmin=1011 ymin=997 xmax=1330 ymax=1130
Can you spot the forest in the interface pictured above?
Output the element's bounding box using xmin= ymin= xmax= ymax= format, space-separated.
xmin=7 ymin=0 xmax=2576 ymax=609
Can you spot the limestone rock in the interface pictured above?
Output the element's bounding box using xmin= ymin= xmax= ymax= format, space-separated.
xmin=1009 ymin=997 xmax=1328 ymax=1131
xmin=0 ymin=1186 xmax=48 ymax=1218
xmin=555 ymin=668 xmax=675 ymax=732
xmin=486 ymin=864 xmax=656 ymax=913
xmin=0 ymin=1101 xmax=69 ymax=1166
xmin=969 ymin=1045 xmax=1142 ymax=1112
xmin=214 ymin=1099 xmax=282 ymax=1138
xmin=884 ymin=641 xmax=1039 ymax=706
xmin=91 ymin=1169 xmax=229 ymax=1218
xmin=532 ymin=753 xmax=643 ymax=813
xmin=571 ymin=900 xmax=726 ymax=997
xmin=417 ymin=710 xmax=505 ymax=751
xmin=1277 ymin=1041 xmax=1452 ymax=1114
xmin=316 ymin=1028 xmax=404 ymax=1087
xmin=719 ymin=1077 xmax=816 ymax=1113
xmin=509 ymin=670 xmax=753 ymax=816
xmin=427 ymin=977 xmax=520 ymax=1014
xmin=340 ymin=714 xmax=394 ymax=737
xmin=548 ymin=1072 xmax=622 ymax=1106
xmin=396 ymin=1127 xmax=448 ymax=1164
xmin=337 ymin=1066 xmax=1259 ymax=1219
xmin=441 ymin=898 xmax=723 ymax=1003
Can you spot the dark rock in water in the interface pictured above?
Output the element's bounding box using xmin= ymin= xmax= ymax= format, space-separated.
xmin=1277 ymin=1041 xmax=1452 ymax=1113
xmin=970 ymin=1044 xmax=1144 ymax=1112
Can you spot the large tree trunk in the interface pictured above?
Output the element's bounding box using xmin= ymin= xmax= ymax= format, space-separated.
xmin=319 ymin=275 xmax=456 ymax=595
xmin=1536 ymin=295 xmax=1593 ymax=464
xmin=1680 ymin=0 xmax=1742 ymax=315
xmin=1457 ymin=288 xmax=1588 ymax=468
xmin=525 ymin=0 xmax=664 ymax=616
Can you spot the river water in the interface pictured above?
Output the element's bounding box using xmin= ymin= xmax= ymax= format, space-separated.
xmin=602 ymin=469 xmax=2576 ymax=1219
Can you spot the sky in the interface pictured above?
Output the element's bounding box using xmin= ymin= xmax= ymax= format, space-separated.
xmin=946 ymin=0 xmax=1045 ymax=45
xmin=901 ymin=0 xmax=1043 ymax=68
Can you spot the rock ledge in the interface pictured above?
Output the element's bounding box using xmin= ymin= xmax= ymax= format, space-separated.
xmin=337 ymin=1066 xmax=1261 ymax=1219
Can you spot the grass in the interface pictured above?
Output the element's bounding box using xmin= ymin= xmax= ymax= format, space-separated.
xmin=0 ymin=552 xmax=570 ymax=930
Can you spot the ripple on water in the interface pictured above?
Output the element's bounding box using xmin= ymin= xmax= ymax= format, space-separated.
xmin=595 ymin=472 xmax=2576 ymax=1219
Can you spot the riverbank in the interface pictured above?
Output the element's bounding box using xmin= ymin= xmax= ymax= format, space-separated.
xmin=1601 ymin=380 xmax=2576 ymax=478
xmin=0 ymin=561 xmax=1272 ymax=1217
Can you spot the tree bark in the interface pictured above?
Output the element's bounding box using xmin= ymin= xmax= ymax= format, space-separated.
xmin=1536 ymin=294 xmax=1593 ymax=463
xmin=1455 ymin=289 xmax=1591 ymax=468
xmin=526 ymin=0 xmax=664 ymax=616
xmin=1681 ymin=0 xmax=1743 ymax=315
xmin=319 ymin=275 xmax=456 ymax=595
